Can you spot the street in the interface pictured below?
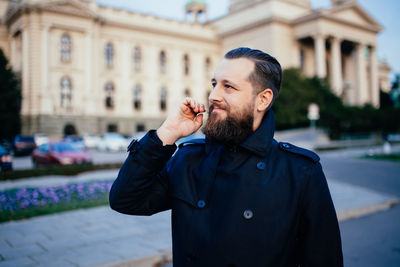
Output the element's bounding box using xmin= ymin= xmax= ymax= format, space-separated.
xmin=320 ymin=152 xmax=400 ymax=266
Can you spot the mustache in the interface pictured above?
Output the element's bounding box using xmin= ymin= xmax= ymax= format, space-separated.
xmin=209 ymin=103 xmax=228 ymax=113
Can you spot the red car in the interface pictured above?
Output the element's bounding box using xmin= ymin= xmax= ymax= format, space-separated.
xmin=32 ymin=142 xmax=91 ymax=167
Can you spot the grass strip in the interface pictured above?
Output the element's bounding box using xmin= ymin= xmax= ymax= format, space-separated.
xmin=0 ymin=162 xmax=123 ymax=181
xmin=362 ymin=153 xmax=400 ymax=162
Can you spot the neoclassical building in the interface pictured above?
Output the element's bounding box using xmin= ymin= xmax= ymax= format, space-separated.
xmin=0 ymin=0 xmax=391 ymax=137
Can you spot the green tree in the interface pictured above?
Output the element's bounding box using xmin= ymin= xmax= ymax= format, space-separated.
xmin=0 ymin=49 xmax=21 ymax=141
xmin=273 ymin=68 xmax=345 ymax=138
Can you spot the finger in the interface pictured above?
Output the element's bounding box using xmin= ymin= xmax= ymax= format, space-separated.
xmin=200 ymin=104 xmax=206 ymax=113
xmin=191 ymin=99 xmax=199 ymax=113
xmin=194 ymin=113 xmax=203 ymax=127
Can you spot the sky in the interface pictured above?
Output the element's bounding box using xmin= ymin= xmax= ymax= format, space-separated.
xmin=95 ymin=0 xmax=400 ymax=81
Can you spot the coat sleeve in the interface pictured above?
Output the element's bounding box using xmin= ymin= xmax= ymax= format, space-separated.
xmin=298 ymin=162 xmax=344 ymax=267
xmin=109 ymin=130 xmax=177 ymax=216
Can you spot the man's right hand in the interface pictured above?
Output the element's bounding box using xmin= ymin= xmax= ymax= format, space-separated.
xmin=157 ymin=98 xmax=206 ymax=145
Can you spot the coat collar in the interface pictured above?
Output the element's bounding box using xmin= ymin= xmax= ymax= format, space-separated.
xmin=205 ymin=110 xmax=275 ymax=157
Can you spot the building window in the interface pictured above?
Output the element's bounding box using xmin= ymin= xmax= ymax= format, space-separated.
xmin=107 ymin=124 xmax=118 ymax=133
xmin=205 ymin=57 xmax=211 ymax=75
xmin=133 ymin=84 xmax=142 ymax=110
xmin=60 ymin=76 xmax=72 ymax=107
xmin=105 ymin=43 xmax=114 ymax=68
xmin=136 ymin=123 xmax=145 ymax=132
xmin=160 ymin=87 xmax=167 ymax=111
xmin=184 ymin=88 xmax=191 ymax=97
xmin=105 ymin=82 xmax=115 ymax=109
xmin=60 ymin=33 xmax=71 ymax=62
xmin=183 ymin=54 xmax=190 ymax=75
xmin=133 ymin=46 xmax=141 ymax=71
xmin=160 ymin=50 xmax=166 ymax=74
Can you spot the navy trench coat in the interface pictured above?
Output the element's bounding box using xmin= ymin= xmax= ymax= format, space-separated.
xmin=109 ymin=111 xmax=343 ymax=267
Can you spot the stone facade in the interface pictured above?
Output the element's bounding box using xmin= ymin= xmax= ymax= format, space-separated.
xmin=0 ymin=0 xmax=391 ymax=138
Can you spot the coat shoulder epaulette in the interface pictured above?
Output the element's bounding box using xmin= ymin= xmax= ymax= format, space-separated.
xmin=178 ymin=138 xmax=206 ymax=148
xmin=278 ymin=142 xmax=320 ymax=163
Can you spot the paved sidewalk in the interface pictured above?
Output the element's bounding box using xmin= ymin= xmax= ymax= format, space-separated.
xmin=0 ymin=171 xmax=397 ymax=267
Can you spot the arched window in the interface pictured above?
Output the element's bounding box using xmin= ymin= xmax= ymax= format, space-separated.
xmin=133 ymin=46 xmax=141 ymax=71
xmin=160 ymin=87 xmax=167 ymax=111
xmin=105 ymin=82 xmax=115 ymax=109
xmin=133 ymin=84 xmax=142 ymax=110
xmin=184 ymin=88 xmax=191 ymax=97
xmin=183 ymin=54 xmax=190 ymax=75
xmin=205 ymin=57 xmax=211 ymax=75
xmin=160 ymin=50 xmax=166 ymax=74
xmin=105 ymin=43 xmax=114 ymax=68
xmin=60 ymin=33 xmax=71 ymax=62
xmin=300 ymin=49 xmax=305 ymax=71
xmin=60 ymin=76 xmax=72 ymax=107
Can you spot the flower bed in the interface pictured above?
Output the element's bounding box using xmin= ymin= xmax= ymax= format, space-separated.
xmin=0 ymin=180 xmax=113 ymax=222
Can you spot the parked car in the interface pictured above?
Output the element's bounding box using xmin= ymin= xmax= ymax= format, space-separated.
xmin=82 ymin=134 xmax=101 ymax=149
xmin=64 ymin=135 xmax=86 ymax=150
xmin=13 ymin=135 xmax=36 ymax=156
xmin=0 ymin=145 xmax=13 ymax=171
xmin=32 ymin=142 xmax=91 ymax=167
xmin=97 ymin=133 xmax=128 ymax=152
xmin=34 ymin=133 xmax=49 ymax=146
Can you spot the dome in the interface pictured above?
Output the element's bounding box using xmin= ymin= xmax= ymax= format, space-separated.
xmin=185 ymin=0 xmax=207 ymax=7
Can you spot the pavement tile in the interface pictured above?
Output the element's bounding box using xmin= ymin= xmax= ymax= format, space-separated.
xmin=0 ymin=257 xmax=37 ymax=267
xmin=6 ymin=233 xmax=50 ymax=248
xmin=0 ymin=243 xmax=45 ymax=260
xmin=0 ymin=241 xmax=11 ymax=250
xmin=0 ymin=229 xmax=24 ymax=240
xmin=106 ymin=238 xmax=157 ymax=260
xmin=36 ymin=259 xmax=77 ymax=267
xmin=68 ymin=243 xmax=123 ymax=266
xmin=30 ymin=250 xmax=79 ymax=266
xmin=38 ymin=237 xmax=87 ymax=252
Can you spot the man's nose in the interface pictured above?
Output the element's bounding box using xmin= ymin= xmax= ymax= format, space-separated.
xmin=209 ymin=85 xmax=223 ymax=103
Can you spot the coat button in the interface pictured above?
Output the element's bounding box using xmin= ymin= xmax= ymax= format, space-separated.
xmin=197 ymin=200 xmax=206 ymax=208
xmin=281 ymin=143 xmax=291 ymax=149
xmin=257 ymin=162 xmax=266 ymax=170
xmin=243 ymin=209 xmax=253 ymax=219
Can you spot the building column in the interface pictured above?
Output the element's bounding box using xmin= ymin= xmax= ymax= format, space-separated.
xmin=314 ymin=34 xmax=327 ymax=78
xmin=85 ymin=30 xmax=93 ymax=114
xmin=22 ymin=28 xmax=30 ymax=115
xmin=41 ymin=25 xmax=50 ymax=113
xmin=369 ymin=46 xmax=379 ymax=107
xmin=330 ymin=37 xmax=343 ymax=96
xmin=355 ymin=42 xmax=367 ymax=105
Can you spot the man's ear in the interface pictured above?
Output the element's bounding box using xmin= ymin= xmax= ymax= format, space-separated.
xmin=256 ymin=88 xmax=274 ymax=112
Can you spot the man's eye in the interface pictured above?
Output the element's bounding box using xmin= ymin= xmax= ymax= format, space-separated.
xmin=211 ymin=83 xmax=216 ymax=88
xmin=225 ymin=84 xmax=233 ymax=89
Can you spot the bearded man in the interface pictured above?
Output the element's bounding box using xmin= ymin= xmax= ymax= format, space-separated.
xmin=110 ymin=47 xmax=343 ymax=267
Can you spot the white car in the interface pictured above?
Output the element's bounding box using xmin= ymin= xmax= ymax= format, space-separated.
xmin=34 ymin=133 xmax=49 ymax=147
xmin=97 ymin=133 xmax=127 ymax=152
xmin=82 ymin=134 xmax=101 ymax=149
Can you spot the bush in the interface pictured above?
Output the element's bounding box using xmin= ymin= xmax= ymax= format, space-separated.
xmin=273 ymin=68 xmax=400 ymax=139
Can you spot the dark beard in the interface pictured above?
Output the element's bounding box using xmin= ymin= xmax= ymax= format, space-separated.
xmin=202 ymin=104 xmax=254 ymax=145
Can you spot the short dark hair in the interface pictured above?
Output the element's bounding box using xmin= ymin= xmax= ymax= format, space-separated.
xmin=224 ymin=47 xmax=282 ymax=102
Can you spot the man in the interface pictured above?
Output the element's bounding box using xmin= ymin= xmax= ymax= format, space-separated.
xmin=110 ymin=47 xmax=343 ymax=266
